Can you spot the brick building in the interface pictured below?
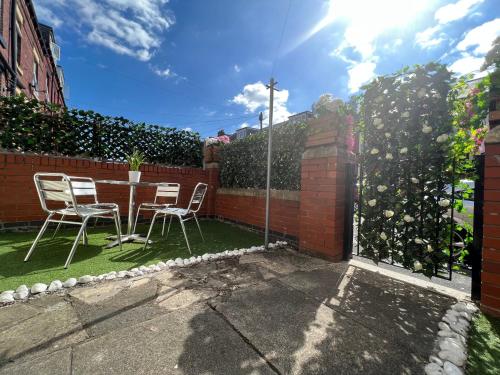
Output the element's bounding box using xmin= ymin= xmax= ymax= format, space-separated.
xmin=0 ymin=0 xmax=64 ymax=105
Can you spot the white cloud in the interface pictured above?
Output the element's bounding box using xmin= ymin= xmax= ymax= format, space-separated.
xmin=234 ymin=64 xmax=241 ymax=73
xmin=149 ymin=65 xmax=186 ymax=82
xmin=239 ymin=122 xmax=249 ymax=128
xmin=448 ymin=18 xmax=499 ymax=76
xmin=456 ymin=18 xmax=500 ymax=55
xmin=232 ymin=81 xmax=292 ymax=125
xmin=415 ymin=25 xmax=445 ymax=48
xmin=435 ymin=0 xmax=484 ymax=24
xmin=183 ymin=127 xmax=192 ymax=132
xmin=34 ymin=0 xmax=174 ymax=61
xmin=347 ymin=61 xmax=377 ymax=93
xmin=326 ymin=0 xmax=432 ymax=93
xmin=35 ymin=5 xmax=63 ymax=28
xmin=449 ymin=53 xmax=484 ymax=75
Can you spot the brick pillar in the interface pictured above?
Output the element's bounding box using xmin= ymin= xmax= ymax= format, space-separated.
xmin=299 ymin=114 xmax=351 ymax=261
xmin=204 ymin=144 xmax=220 ymax=217
xmin=482 ymin=125 xmax=500 ymax=317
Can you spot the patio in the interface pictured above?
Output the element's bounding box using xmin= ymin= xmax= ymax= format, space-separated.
xmin=0 ymin=247 xmax=457 ymax=374
xmin=0 ymin=220 xmax=262 ymax=291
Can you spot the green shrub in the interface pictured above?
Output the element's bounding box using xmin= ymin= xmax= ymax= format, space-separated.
xmin=0 ymin=95 xmax=203 ymax=167
xmin=219 ymin=123 xmax=307 ymax=190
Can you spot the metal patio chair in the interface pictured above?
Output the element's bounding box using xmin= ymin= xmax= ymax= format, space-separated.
xmin=143 ymin=182 xmax=208 ymax=254
xmin=25 ymin=173 xmax=122 ymax=268
xmin=52 ymin=176 xmax=121 ymax=240
xmin=132 ymin=183 xmax=180 ymax=235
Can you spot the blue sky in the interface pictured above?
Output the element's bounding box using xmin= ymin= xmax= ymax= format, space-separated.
xmin=34 ymin=0 xmax=499 ymax=137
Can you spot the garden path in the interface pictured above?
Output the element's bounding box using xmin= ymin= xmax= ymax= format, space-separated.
xmin=0 ymin=248 xmax=458 ymax=374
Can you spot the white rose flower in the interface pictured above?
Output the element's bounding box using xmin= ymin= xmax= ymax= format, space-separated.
xmin=403 ymin=214 xmax=414 ymax=223
xmin=370 ymin=148 xmax=379 ymax=155
xmin=380 ymin=232 xmax=387 ymax=240
xmin=400 ymin=147 xmax=408 ymax=154
xmin=438 ymin=199 xmax=450 ymax=207
xmin=385 ymin=132 xmax=391 ymax=138
xmin=426 ymin=244 xmax=433 ymax=253
xmin=414 ymin=238 xmax=423 ymax=244
xmin=401 ymin=111 xmax=410 ymax=118
xmin=373 ymin=118 xmax=382 ymax=126
xmin=411 ymin=177 xmax=419 ymax=184
xmin=417 ymin=88 xmax=426 ymax=98
xmin=368 ymin=199 xmax=377 ymax=207
xmin=436 ymin=134 xmax=449 ymax=143
xmin=377 ymin=185 xmax=388 ymax=192
xmin=413 ymin=261 xmax=423 ymax=271
xmin=386 ymin=153 xmax=393 ymax=160
xmin=376 ymin=123 xmax=385 ymax=130
xmin=422 ymin=125 xmax=432 ymax=134
xmin=384 ymin=210 xmax=394 ymax=218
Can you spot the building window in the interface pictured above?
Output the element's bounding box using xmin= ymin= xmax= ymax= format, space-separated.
xmin=16 ymin=32 xmax=21 ymax=66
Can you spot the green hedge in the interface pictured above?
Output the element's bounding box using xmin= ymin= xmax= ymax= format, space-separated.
xmin=219 ymin=123 xmax=307 ymax=190
xmin=0 ymin=95 xmax=203 ymax=167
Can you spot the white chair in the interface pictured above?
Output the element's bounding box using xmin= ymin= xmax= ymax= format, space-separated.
xmin=25 ymin=173 xmax=122 ymax=268
xmin=132 ymin=183 xmax=180 ymax=235
xmin=143 ymin=182 xmax=208 ymax=254
xmin=52 ymin=176 xmax=121 ymax=240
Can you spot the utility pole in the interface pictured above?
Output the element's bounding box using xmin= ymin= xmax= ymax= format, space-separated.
xmin=265 ymin=77 xmax=278 ymax=248
xmin=259 ymin=112 xmax=263 ymax=131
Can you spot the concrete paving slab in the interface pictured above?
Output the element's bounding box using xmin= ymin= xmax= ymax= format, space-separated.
xmin=0 ymin=303 xmax=40 ymax=332
xmin=156 ymin=287 xmax=218 ymax=311
xmin=281 ymin=265 xmax=454 ymax=358
xmin=70 ymin=278 xmax=163 ymax=337
xmin=0 ymin=348 xmax=71 ymax=375
xmin=212 ymin=279 xmax=424 ymax=374
xmin=72 ymin=305 xmax=275 ymax=375
xmin=0 ymin=302 xmax=86 ymax=365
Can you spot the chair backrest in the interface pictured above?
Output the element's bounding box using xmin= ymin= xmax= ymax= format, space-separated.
xmin=186 ymin=183 xmax=208 ymax=213
xmin=67 ymin=176 xmax=98 ymax=204
xmin=154 ymin=183 xmax=180 ymax=205
xmin=34 ymin=173 xmax=78 ymax=213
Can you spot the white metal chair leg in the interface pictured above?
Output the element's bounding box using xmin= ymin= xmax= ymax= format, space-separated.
xmin=165 ymin=216 xmax=173 ymax=240
xmin=64 ymin=217 xmax=90 ymax=268
xmin=94 ymin=217 xmax=99 ymax=228
xmin=82 ymin=227 xmax=88 ymax=245
xmin=161 ymin=215 xmax=167 ymax=236
xmin=143 ymin=212 xmax=159 ymax=250
xmin=51 ymin=214 xmax=65 ymax=239
xmin=133 ymin=205 xmax=142 ymax=234
xmin=113 ymin=211 xmax=122 ymax=251
xmin=193 ymin=214 xmax=204 ymax=241
xmin=25 ymin=213 xmax=54 ymax=262
xmin=178 ymin=217 xmax=192 ymax=254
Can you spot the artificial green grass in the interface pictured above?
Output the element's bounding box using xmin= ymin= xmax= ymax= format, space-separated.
xmin=467 ymin=312 xmax=500 ymax=375
xmin=0 ymin=219 xmax=263 ymax=292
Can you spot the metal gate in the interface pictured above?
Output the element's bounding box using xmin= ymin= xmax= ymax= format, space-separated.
xmin=343 ymin=155 xmax=484 ymax=298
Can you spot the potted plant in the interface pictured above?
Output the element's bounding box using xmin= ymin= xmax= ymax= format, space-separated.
xmin=126 ymin=149 xmax=145 ymax=183
xmin=204 ymin=133 xmax=230 ymax=163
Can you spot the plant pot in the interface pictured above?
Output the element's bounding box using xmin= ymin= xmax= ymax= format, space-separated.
xmin=128 ymin=171 xmax=141 ymax=183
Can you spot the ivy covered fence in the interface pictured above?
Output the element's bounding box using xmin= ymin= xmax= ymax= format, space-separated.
xmin=0 ymin=95 xmax=203 ymax=167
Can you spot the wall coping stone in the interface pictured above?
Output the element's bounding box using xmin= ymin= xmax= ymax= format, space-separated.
xmin=485 ymin=125 xmax=500 ymax=144
xmin=302 ymin=144 xmax=339 ymax=159
xmin=217 ymin=188 xmax=300 ymax=201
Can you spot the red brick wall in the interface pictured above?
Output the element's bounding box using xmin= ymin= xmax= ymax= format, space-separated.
xmin=298 ymin=115 xmax=350 ymax=261
xmin=0 ymin=0 xmax=64 ymax=104
xmin=215 ymin=189 xmax=300 ymax=239
xmin=0 ymin=152 xmax=210 ymax=224
xmin=482 ymin=133 xmax=500 ymax=317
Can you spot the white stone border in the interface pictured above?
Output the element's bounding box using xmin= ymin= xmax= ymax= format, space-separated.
xmin=0 ymin=241 xmax=288 ymax=305
xmin=424 ymin=301 xmax=479 ymax=375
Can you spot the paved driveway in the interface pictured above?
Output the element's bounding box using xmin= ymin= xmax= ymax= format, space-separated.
xmin=0 ymin=248 xmax=456 ymax=374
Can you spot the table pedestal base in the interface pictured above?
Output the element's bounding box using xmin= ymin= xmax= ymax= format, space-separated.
xmin=105 ymin=234 xmax=152 ymax=248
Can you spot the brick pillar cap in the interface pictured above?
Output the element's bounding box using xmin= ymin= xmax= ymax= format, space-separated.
xmin=485 ymin=125 xmax=500 ymax=144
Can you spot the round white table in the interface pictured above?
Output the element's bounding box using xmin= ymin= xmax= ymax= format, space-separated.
xmin=95 ymin=179 xmax=169 ymax=248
